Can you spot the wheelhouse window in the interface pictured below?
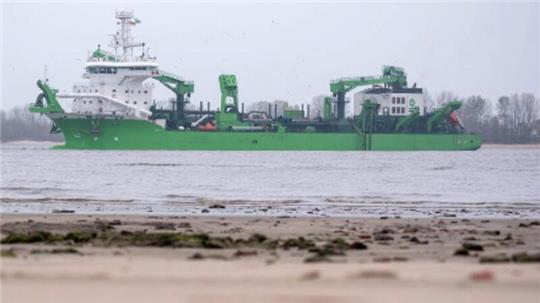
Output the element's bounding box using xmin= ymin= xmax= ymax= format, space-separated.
xmin=128 ymin=66 xmax=148 ymax=71
xmin=88 ymin=66 xmax=117 ymax=74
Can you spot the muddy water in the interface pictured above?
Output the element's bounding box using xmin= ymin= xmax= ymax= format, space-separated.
xmin=1 ymin=142 xmax=539 ymax=218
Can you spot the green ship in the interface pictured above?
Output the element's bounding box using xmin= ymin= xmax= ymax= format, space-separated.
xmin=30 ymin=11 xmax=481 ymax=151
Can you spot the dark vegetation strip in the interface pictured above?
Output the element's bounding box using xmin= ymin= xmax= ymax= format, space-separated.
xmin=0 ymin=229 xmax=367 ymax=254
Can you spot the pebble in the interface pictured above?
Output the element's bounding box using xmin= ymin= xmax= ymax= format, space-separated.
xmin=469 ymin=270 xmax=495 ymax=282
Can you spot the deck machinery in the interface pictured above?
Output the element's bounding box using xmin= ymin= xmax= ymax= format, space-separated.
xmin=135 ymin=66 xmax=467 ymax=138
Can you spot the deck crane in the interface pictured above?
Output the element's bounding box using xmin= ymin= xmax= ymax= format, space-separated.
xmin=218 ymin=74 xmax=239 ymax=113
xmin=330 ymin=66 xmax=408 ymax=120
xmin=215 ymin=74 xmax=241 ymax=130
xmin=152 ymin=70 xmax=195 ymax=129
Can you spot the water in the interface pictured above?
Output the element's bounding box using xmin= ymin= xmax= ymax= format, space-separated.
xmin=1 ymin=142 xmax=539 ymax=218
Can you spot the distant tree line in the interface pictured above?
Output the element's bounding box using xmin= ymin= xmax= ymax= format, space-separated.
xmin=426 ymin=92 xmax=540 ymax=144
xmin=1 ymin=93 xmax=539 ymax=144
xmin=0 ymin=105 xmax=62 ymax=142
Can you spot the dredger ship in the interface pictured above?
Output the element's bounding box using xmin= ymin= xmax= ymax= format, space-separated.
xmin=30 ymin=11 xmax=481 ymax=151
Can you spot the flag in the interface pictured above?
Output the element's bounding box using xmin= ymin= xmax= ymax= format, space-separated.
xmin=129 ymin=18 xmax=141 ymax=25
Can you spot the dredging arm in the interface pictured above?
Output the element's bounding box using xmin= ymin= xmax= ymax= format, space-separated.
xmin=395 ymin=109 xmax=420 ymax=132
xmin=29 ymin=80 xmax=64 ymax=114
xmin=426 ymin=101 xmax=462 ymax=133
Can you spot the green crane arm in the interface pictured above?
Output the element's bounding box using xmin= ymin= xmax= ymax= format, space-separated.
xmin=153 ymin=71 xmax=194 ymax=96
xmin=29 ymin=80 xmax=64 ymax=114
xmin=330 ymin=65 xmax=407 ymax=120
xmin=395 ymin=109 xmax=420 ymax=132
xmin=218 ymin=74 xmax=238 ymax=112
xmin=330 ymin=65 xmax=408 ymax=94
xmin=426 ymin=101 xmax=462 ymax=133
xmin=152 ymin=71 xmax=195 ymax=127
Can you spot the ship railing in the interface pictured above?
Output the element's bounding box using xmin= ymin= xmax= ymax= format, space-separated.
xmin=57 ymin=92 xmax=152 ymax=119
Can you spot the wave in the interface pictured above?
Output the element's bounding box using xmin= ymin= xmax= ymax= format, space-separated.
xmin=115 ymin=162 xmax=195 ymax=167
xmin=0 ymin=197 xmax=134 ymax=203
xmin=0 ymin=186 xmax=66 ymax=192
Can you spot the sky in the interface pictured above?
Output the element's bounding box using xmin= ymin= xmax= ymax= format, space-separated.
xmin=1 ymin=2 xmax=539 ymax=111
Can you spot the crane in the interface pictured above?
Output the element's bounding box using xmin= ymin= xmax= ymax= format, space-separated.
xmin=330 ymin=66 xmax=408 ymax=120
xmin=215 ymin=74 xmax=242 ymax=130
xmin=152 ymin=70 xmax=194 ymax=128
xmin=218 ymin=74 xmax=239 ymax=113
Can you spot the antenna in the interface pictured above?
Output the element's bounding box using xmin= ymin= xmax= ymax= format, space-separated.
xmin=113 ymin=10 xmax=144 ymax=61
xmin=43 ymin=65 xmax=49 ymax=83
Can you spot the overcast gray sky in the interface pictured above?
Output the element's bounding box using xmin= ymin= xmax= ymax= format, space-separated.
xmin=2 ymin=2 xmax=539 ymax=110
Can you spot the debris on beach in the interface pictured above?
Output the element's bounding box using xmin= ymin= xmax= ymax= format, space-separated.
xmin=469 ymin=270 xmax=495 ymax=282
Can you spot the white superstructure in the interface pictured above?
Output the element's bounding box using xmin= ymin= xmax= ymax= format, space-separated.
xmin=353 ymin=87 xmax=426 ymax=117
xmin=64 ymin=11 xmax=158 ymax=118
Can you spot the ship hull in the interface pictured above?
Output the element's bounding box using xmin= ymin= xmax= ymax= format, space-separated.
xmin=50 ymin=115 xmax=482 ymax=151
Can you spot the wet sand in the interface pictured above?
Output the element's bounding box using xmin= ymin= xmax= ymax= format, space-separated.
xmin=1 ymin=213 xmax=540 ymax=302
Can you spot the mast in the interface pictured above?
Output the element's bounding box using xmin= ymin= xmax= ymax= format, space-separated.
xmin=111 ymin=10 xmax=144 ymax=62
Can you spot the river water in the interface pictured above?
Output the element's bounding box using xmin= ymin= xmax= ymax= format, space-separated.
xmin=1 ymin=142 xmax=539 ymax=218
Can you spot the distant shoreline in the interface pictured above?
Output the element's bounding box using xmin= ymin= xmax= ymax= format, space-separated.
xmin=481 ymin=143 xmax=540 ymax=148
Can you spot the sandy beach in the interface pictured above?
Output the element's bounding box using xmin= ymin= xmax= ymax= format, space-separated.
xmin=1 ymin=213 xmax=539 ymax=303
